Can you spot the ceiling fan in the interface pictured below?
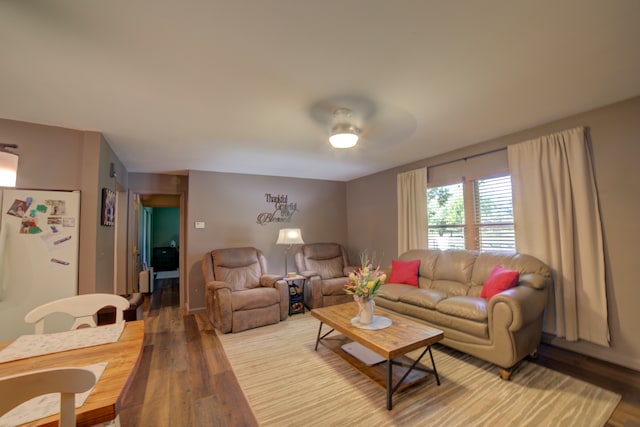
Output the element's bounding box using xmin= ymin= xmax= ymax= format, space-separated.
xmin=309 ymin=95 xmax=417 ymax=151
xmin=329 ymin=108 xmax=360 ymax=148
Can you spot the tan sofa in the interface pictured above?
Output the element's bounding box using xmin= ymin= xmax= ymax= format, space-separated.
xmin=376 ymin=249 xmax=551 ymax=379
xmin=201 ymin=247 xmax=289 ymax=333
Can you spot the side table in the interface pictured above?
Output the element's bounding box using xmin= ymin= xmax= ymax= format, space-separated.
xmin=282 ymin=274 xmax=307 ymax=315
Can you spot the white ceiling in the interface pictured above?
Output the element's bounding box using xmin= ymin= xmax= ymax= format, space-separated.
xmin=1 ymin=1 xmax=639 ymax=182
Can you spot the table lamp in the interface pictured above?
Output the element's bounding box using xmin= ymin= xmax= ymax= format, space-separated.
xmin=276 ymin=228 xmax=304 ymax=275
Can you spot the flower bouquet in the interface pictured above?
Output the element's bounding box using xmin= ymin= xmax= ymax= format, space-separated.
xmin=344 ymin=251 xmax=386 ymax=325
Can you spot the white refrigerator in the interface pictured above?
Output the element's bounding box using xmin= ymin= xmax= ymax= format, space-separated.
xmin=0 ymin=189 xmax=81 ymax=340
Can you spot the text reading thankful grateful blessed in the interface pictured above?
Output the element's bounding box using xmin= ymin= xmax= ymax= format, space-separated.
xmin=257 ymin=193 xmax=298 ymax=225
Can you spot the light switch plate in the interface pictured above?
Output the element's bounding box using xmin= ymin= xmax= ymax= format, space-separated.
xmin=195 ymin=221 xmax=205 ymax=229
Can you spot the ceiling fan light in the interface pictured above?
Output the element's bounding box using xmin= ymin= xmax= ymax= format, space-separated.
xmin=0 ymin=145 xmax=19 ymax=187
xmin=329 ymin=124 xmax=359 ymax=148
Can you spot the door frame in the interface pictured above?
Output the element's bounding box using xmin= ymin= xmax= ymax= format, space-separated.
xmin=127 ymin=191 xmax=185 ymax=310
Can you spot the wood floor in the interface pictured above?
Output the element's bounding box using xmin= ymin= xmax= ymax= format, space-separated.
xmin=119 ymin=279 xmax=640 ymax=427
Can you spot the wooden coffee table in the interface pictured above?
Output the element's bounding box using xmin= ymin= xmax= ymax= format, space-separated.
xmin=311 ymin=303 xmax=443 ymax=410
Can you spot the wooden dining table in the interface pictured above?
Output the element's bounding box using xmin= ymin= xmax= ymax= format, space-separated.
xmin=0 ymin=320 xmax=145 ymax=427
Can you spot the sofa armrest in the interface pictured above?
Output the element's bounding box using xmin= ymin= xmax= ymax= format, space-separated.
xmin=260 ymin=274 xmax=284 ymax=287
xmin=489 ymin=285 xmax=547 ymax=331
xmin=518 ymin=273 xmax=551 ymax=290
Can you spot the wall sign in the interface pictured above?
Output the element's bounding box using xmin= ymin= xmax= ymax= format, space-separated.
xmin=257 ymin=193 xmax=298 ymax=225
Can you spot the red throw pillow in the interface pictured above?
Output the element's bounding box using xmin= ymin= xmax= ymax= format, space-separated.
xmin=481 ymin=265 xmax=519 ymax=299
xmin=388 ymin=259 xmax=420 ymax=286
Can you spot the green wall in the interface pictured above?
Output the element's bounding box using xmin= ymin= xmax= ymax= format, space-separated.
xmin=153 ymin=207 xmax=179 ymax=248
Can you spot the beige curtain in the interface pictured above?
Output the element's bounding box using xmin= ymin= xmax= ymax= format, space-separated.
xmin=397 ymin=168 xmax=427 ymax=255
xmin=508 ymin=126 xmax=609 ymax=347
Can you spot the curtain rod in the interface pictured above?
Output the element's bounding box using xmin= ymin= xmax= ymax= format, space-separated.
xmin=427 ymin=147 xmax=506 ymax=170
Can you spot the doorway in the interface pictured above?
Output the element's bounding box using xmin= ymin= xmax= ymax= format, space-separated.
xmin=131 ymin=193 xmax=184 ymax=308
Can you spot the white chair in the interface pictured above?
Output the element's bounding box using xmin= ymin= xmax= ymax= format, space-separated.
xmin=0 ymin=367 xmax=96 ymax=427
xmin=24 ymin=293 xmax=130 ymax=334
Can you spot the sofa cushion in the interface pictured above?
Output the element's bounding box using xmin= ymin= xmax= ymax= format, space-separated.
xmin=378 ymin=284 xmax=416 ymax=301
xmin=400 ymin=249 xmax=438 ymax=281
xmin=432 ymin=250 xmax=477 ymax=295
xmin=480 ymin=265 xmax=519 ymax=299
xmin=398 ymin=288 xmax=448 ymax=309
xmin=435 ymin=296 xmax=488 ymax=322
xmin=433 ymin=250 xmax=477 ymax=283
xmin=389 ymin=259 xmax=420 ymax=286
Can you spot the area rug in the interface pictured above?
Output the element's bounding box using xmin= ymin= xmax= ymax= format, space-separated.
xmin=218 ymin=315 xmax=621 ymax=427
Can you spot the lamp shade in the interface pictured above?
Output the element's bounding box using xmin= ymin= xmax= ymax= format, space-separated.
xmin=0 ymin=149 xmax=18 ymax=187
xmin=276 ymin=228 xmax=304 ymax=245
xmin=329 ymin=123 xmax=359 ymax=148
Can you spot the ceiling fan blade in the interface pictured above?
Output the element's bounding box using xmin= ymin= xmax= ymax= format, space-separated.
xmin=308 ymin=94 xmax=417 ymax=149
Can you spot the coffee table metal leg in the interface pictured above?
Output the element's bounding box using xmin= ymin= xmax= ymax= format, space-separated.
xmin=314 ymin=322 xmax=335 ymax=351
xmin=314 ymin=322 xmax=323 ymax=351
xmin=386 ymin=359 xmax=393 ymax=410
xmin=386 ymin=345 xmax=440 ymax=410
xmin=428 ymin=346 xmax=440 ymax=385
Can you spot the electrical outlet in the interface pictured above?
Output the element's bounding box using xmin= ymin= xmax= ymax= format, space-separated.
xmin=195 ymin=221 xmax=205 ymax=229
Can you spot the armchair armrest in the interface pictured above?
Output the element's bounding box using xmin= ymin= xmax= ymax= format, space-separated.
xmin=260 ymin=274 xmax=284 ymax=287
xmin=343 ymin=266 xmax=358 ymax=276
xmin=205 ymin=280 xmax=233 ymax=333
xmin=299 ymin=270 xmax=319 ymax=279
xmin=489 ymin=285 xmax=548 ymax=331
xmin=206 ymin=280 xmax=232 ymax=292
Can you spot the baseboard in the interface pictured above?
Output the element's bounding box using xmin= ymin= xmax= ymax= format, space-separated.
xmin=542 ymin=333 xmax=640 ymax=372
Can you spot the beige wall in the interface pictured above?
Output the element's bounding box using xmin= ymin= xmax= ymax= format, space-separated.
xmin=93 ymin=136 xmax=128 ymax=294
xmin=0 ymin=118 xmax=84 ymax=190
xmin=0 ymin=118 xmax=127 ymax=295
xmin=186 ymin=170 xmax=347 ymax=312
xmin=346 ymin=96 xmax=640 ymax=370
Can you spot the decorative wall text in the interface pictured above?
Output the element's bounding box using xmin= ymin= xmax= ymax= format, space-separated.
xmin=257 ymin=193 xmax=298 ymax=225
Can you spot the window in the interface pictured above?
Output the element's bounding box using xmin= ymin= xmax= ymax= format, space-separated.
xmin=427 ymin=174 xmax=515 ymax=252
xmin=427 ymin=182 xmax=465 ymax=249
xmin=474 ymin=175 xmax=514 ymax=251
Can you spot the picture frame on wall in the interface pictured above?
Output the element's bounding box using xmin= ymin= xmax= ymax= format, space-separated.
xmin=101 ymin=188 xmax=115 ymax=226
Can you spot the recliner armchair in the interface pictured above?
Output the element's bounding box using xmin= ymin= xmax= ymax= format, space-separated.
xmin=294 ymin=243 xmax=357 ymax=309
xmin=201 ymin=247 xmax=288 ymax=333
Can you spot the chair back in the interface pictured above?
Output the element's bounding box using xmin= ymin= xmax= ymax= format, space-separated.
xmin=24 ymin=294 xmax=130 ymax=334
xmin=0 ymin=367 xmax=96 ymax=427
xmin=206 ymin=247 xmax=268 ymax=291
xmin=295 ymin=243 xmax=350 ymax=279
